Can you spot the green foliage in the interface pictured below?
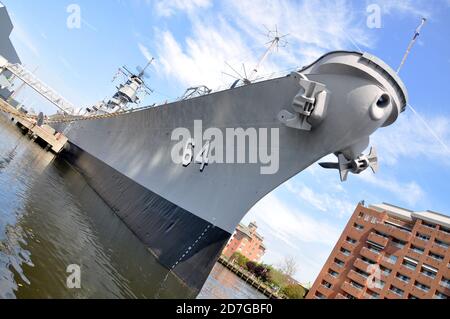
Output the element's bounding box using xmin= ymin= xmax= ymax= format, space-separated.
xmin=282 ymin=284 xmax=306 ymax=299
xmin=267 ymin=268 xmax=288 ymax=289
xmin=230 ymin=252 xmax=249 ymax=267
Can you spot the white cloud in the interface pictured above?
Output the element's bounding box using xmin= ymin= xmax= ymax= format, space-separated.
xmin=151 ymin=0 xmax=374 ymax=90
xmin=372 ymin=0 xmax=432 ymax=18
xmin=285 ymin=181 xmax=356 ymax=219
xmin=154 ymin=18 xmax=255 ymax=89
xmin=247 ymin=193 xmax=342 ymax=247
xmin=356 ymin=170 xmax=425 ymax=206
xmin=372 ymin=111 xmax=450 ymax=166
xmin=155 ymin=0 xmax=212 ymax=17
xmin=138 ymin=42 xmax=153 ymax=61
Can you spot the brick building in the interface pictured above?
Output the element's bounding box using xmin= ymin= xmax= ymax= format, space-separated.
xmin=307 ymin=203 xmax=450 ymax=299
xmin=222 ymin=222 xmax=266 ymax=262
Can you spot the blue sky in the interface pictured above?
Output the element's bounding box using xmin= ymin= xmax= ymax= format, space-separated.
xmin=3 ymin=0 xmax=450 ymax=285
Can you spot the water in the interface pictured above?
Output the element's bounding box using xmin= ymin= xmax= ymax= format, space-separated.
xmin=0 ymin=116 xmax=265 ymax=299
xmin=198 ymin=264 xmax=267 ymax=299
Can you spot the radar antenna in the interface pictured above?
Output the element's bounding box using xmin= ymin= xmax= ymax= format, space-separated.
xmin=223 ymin=25 xmax=288 ymax=87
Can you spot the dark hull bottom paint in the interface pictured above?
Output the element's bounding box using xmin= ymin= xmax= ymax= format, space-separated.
xmin=61 ymin=142 xmax=231 ymax=296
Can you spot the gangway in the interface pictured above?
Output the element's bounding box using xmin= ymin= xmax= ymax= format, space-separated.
xmin=0 ymin=55 xmax=75 ymax=115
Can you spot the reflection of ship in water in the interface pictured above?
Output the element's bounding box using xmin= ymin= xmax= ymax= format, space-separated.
xmin=0 ymin=117 xmax=196 ymax=298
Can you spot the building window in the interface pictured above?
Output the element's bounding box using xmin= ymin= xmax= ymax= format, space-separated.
xmin=361 ymin=256 xmax=376 ymax=265
xmin=315 ymin=292 xmax=326 ymax=299
xmin=396 ymin=273 xmax=410 ymax=283
xmin=346 ymin=237 xmax=357 ymax=244
xmin=350 ymin=280 xmax=364 ymax=290
xmin=420 ymin=265 xmax=438 ymax=279
xmin=391 ymin=238 xmax=406 ymax=249
xmin=422 ymin=221 xmax=436 ymax=229
xmin=408 ymin=294 xmax=418 ymax=299
xmin=439 ymin=226 xmax=450 ymax=234
xmin=434 ymin=238 xmax=449 ymax=249
xmin=390 ymin=285 xmax=404 ymax=297
xmin=440 ymin=277 xmax=450 ymax=289
xmin=355 ymin=268 xmax=369 ymax=278
xmin=380 ymin=265 xmax=392 ymax=276
xmin=353 ymin=223 xmax=364 ymax=231
xmin=402 ymin=258 xmax=417 ymax=270
xmin=365 ymin=290 xmax=380 ymax=299
xmin=358 ymin=212 xmax=364 ymax=218
xmin=328 ymin=269 xmax=339 ymax=278
xmin=375 ymin=230 xmax=389 ymax=238
xmin=384 ymin=220 xmax=412 ymax=233
xmin=367 ymin=243 xmax=383 ymax=254
xmin=428 ymin=251 xmax=444 ymax=261
xmin=384 ymin=254 xmax=398 ymax=265
xmin=340 ymin=247 xmax=351 ymax=256
xmin=414 ymin=281 xmax=430 ymax=292
xmin=343 ymin=292 xmax=356 ymax=299
xmin=433 ymin=291 xmax=448 ymax=299
xmin=416 ymin=232 xmax=430 ymax=241
xmin=334 ymin=258 xmax=345 ymax=267
xmin=321 ymin=280 xmax=332 ymax=289
xmin=410 ymin=244 xmax=425 ymax=254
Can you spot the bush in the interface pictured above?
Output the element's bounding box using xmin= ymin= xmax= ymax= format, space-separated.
xmin=282 ymin=284 xmax=306 ymax=299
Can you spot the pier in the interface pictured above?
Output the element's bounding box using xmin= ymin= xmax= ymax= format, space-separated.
xmin=218 ymin=256 xmax=284 ymax=299
xmin=0 ymin=98 xmax=68 ymax=153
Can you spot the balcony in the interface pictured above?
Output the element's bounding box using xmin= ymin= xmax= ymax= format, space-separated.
xmin=430 ymin=243 xmax=447 ymax=257
xmin=347 ymin=270 xmax=368 ymax=287
xmin=317 ymin=285 xmax=333 ymax=299
xmin=336 ymin=251 xmax=352 ymax=263
xmin=375 ymin=223 xmax=411 ymax=242
xmin=435 ymin=229 xmax=450 ymax=242
xmin=368 ymin=232 xmax=389 ymax=248
xmin=411 ymin=285 xmax=430 ymax=299
xmin=416 ymin=224 xmax=436 ymax=238
xmin=341 ymin=281 xmax=363 ymax=298
xmin=341 ymin=241 xmax=356 ymax=252
xmin=360 ymin=247 xmax=382 ymax=263
xmin=384 ymin=289 xmax=404 ymax=299
xmin=407 ymin=248 xmax=424 ymax=261
xmin=423 ymin=255 xmax=444 ymax=269
xmin=392 ymin=277 xmax=410 ymax=290
xmin=411 ymin=236 xmax=429 ymax=250
xmin=354 ymin=258 xmax=371 ymax=273
xmin=335 ymin=293 xmax=348 ymax=299
xmin=324 ymin=272 xmax=338 ymax=285
xmin=417 ymin=272 xmax=436 ymax=287
xmin=398 ymin=264 xmax=416 ymax=278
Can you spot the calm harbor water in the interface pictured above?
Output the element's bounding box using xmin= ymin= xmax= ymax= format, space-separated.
xmin=0 ymin=116 xmax=265 ymax=299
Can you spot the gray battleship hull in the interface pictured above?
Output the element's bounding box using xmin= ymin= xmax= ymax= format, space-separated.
xmin=53 ymin=51 xmax=407 ymax=294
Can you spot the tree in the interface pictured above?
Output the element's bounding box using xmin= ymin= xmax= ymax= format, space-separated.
xmin=246 ymin=261 xmax=257 ymax=273
xmin=282 ymin=284 xmax=306 ymax=299
xmin=254 ymin=265 xmax=270 ymax=282
xmin=268 ymin=268 xmax=288 ymax=289
xmin=230 ymin=252 xmax=249 ymax=268
xmin=280 ymin=256 xmax=298 ymax=277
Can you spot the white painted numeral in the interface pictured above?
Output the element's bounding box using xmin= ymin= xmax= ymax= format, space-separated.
xmin=195 ymin=141 xmax=210 ymax=172
xmin=182 ymin=138 xmax=195 ymax=166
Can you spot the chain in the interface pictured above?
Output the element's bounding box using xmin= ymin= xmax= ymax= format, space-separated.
xmin=0 ymin=98 xmax=161 ymax=125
